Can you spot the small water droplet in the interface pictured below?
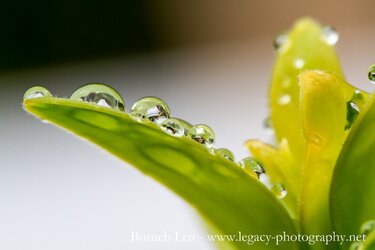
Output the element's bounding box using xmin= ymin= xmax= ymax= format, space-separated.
xmin=238 ymin=157 xmax=265 ymax=178
xmin=278 ymin=94 xmax=291 ymax=105
xmin=353 ymin=90 xmax=364 ymax=102
xmin=130 ymin=97 xmax=170 ymax=124
xmin=294 ymin=58 xmax=305 ymax=69
xmin=368 ymin=64 xmax=375 ymax=84
xmin=349 ymin=242 xmax=363 ymax=250
xmin=360 ymin=220 xmax=375 ymax=236
xmin=188 ymin=124 xmax=215 ymax=149
xmin=272 ymin=183 xmax=287 ymax=199
xmin=160 ymin=118 xmax=184 ymax=137
xmin=345 ymin=101 xmax=360 ymax=130
xmin=321 ymin=26 xmax=339 ymax=45
xmin=273 ymin=33 xmax=288 ymax=51
xmin=174 ymin=118 xmax=193 ymax=136
xmin=70 ymin=83 xmax=125 ymax=111
xmin=24 ymin=86 xmax=52 ymax=100
xmin=216 ymin=148 xmax=235 ymax=161
xmin=263 ymin=117 xmax=272 ymax=129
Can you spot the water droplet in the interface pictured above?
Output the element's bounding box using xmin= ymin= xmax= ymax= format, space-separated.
xmin=294 ymin=58 xmax=305 ymax=69
xmin=70 ymin=83 xmax=125 ymax=111
xmin=273 ymin=33 xmax=288 ymax=51
xmin=160 ymin=118 xmax=184 ymax=137
xmin=321 ymin=26 xmax=339 ymax=45
xmin=272 ymin=183 xmax=287 ymax=199
xmin=349 ymin=242 xmax=363 ymax=250
xmin=188 ymin=124 xmax=215 ymax=149
xmin=263 ymin=117 xmax=272 ymax=129
xmin=360 ymin=220 xmax=375 ymax=236
xmin=353 ymin=90 xmax=364 ymax=102
xmin=345 ymin=101 xmax=360 ymax=130
xmin=278 ymin=94 xmax=291 ymax=105
xmin=24 ymin=86 xmax=52 ymax=100
xmin=130 ymin=96 xmax=170 ymax=124
xmin=174 ymin=118 xmax=193 ymax=136
xmin=238 ymin=157 xmax=265 ymax=178
xmin=216 ymin=148 xmax=235 ymax=161
xmin=368 ymin=64 xmax=375 ymax=84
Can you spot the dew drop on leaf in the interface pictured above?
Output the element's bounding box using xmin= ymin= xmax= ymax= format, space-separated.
xmin=273 ymin=33 xmax=288 ymax=51
xmin=238 ymin=157 xmax=265 ymax=178
xmin=321 ymin=26 xmax=339 ymax=45
xmin=70 ymin=83 xmax=125 ymax=111
xmin=294 ymin=58 xmax=305 ymax=69
xmin=174 ymin=118 xmax=193 ymax=136
xmin=368 ymin=64 xmax=375 ymax=84
xmin=130 ymin=96 xmax=170 ymax=124
xmin=278 ymin=94 xmax=291 ymax=105
xmin=345 ymin=101 xmax=360 ymax=130
xmin=24 ymin=86 xmax=52 ymax=100
xmin=188 ymin=124 xmax=215 ymax=149
xmin=160 ymin=118 xmax=184 ymax=137
xmin=271 ymin=183 xmax=287 ymax=199
xmin=215 ymin=148 xmax=235 ymax=161
xmin=360 ymin=220 xmax=375 ymax=236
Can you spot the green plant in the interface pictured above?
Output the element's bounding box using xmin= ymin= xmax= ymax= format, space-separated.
xmin=23 ymin=18 xmax=375 ymax=250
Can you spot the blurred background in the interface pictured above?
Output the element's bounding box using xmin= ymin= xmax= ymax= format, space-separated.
xmin=1 ymin=1 xmax=375 ymax=249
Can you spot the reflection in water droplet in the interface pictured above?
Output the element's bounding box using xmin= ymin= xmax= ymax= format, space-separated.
xmin=131 ymin=97 xmax=170 ymax=124
xmin=321 ymin=26 xmax=339 ymax=45
xmin=360 ymin=220 xmax=375 ymax=236
xmin=368 ymin=64 xmax=375 ymax=84
xmin=160 ymin=118 xmax=184 ymax=137
xmin=174 ymin=118 xmax=193 ymax=136
xmin=278 ymin=94 xmax=291 ymax=105
xmin=70 ymin=83 xmax=125 ymax=111
xmin=216 ymin=148 xmax=235 ymax=161
xmin=238 ymin=157 xmax=265 ymax=178
xmin=188 ymin=124 xmax=215 ymax=149
xmin=345 ymin=101 xmax=360 ymax=130
xmin=24 ymin=86 xmax=52 ymax=100
xmin=294 ymin=58 xmax=305 ymax=69
xmin=349 ymin=242 xmax=363 ymax=250
xmin=273 ymin=33 xmax=288 ymax=51
xmin=272 ymin=183 xmax=287 ymax=199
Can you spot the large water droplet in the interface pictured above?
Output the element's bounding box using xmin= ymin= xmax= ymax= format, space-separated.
xmin=349 ymin=242 xmax=363 ymax=250
xmin=345 ymin=101 xmax=360 ymax=130
xmin=160 ymin=118 xmax=184 ymax=137
xmin=24 ymin=86 xmax=52 ymax=100
xmin=272 ymin=183 xmax=287 ymax=199
xmin=188 ymin=124 xmax=215 ymax=149
xmin=216 ymin=148 xmax=235 ymax=161
xmin=321 ymin=26 xmax=339 ymax=45
xmin=174 ymin=118 xmax=193 ymax=136
xmin=130 ymin=97 xmax=170 ymax=124
xmin=368 ymin=64 xmax=375 ymax=84
xmin=294 ymin=58 xmax=305 ymax=69
xmin=278 ymin=94 xmax=291 ymax=105
xmin=273 ymin=33 xmax=288 ymax=51
xmin=70 ymin=83 xmax=125 ymax=111
xmin=360 ymin=220 xmax=375 ymax=236
xmin=238 ymin=157 xmax=265 ymax=178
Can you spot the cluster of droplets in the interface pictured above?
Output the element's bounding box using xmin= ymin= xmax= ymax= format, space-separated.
xmin=349 ymin=220 xmax=375 ymax=250
xmin=238 ymin=157 xmax=287 ymax=199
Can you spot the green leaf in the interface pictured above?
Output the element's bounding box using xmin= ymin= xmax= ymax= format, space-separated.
xmin=24 ymin=97 xmax=300 ymax=250
xmin=270 ymin=18 xmax=344 ymax=165
xmin=330 ymin=94 xmax=375 ymax=249
xmin=299 ymin=71 xmax=369 ymax=241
